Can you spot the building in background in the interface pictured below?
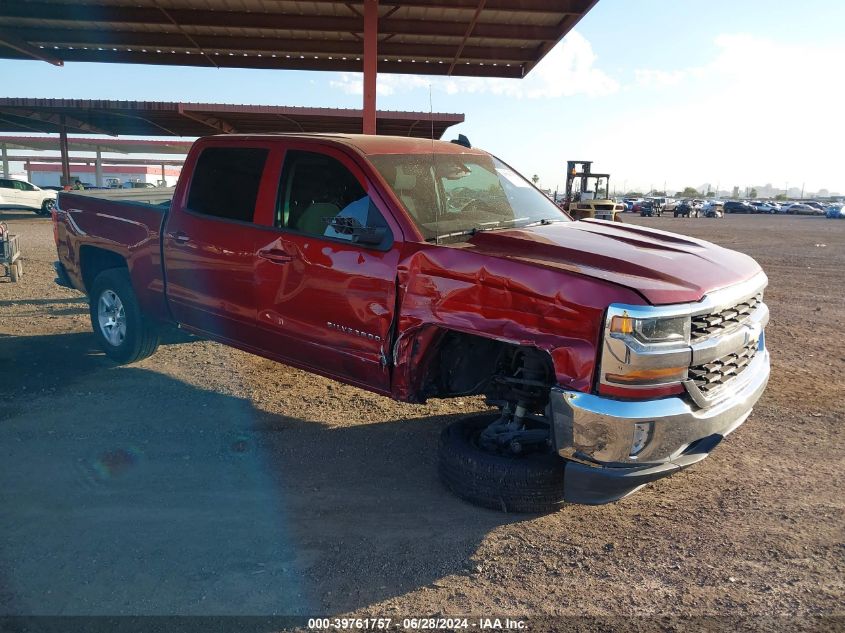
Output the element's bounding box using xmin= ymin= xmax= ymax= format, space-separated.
xmin=26 ymin=163 xmax=181 ymax=187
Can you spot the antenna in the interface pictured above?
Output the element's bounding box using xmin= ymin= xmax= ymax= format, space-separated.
xmin=429 ymin=84 xmax=435 ymax=143
xmin=429 ymin=83 xmax=440 ymax=245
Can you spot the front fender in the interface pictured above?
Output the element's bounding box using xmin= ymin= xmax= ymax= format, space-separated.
xmin=391 ymin=244 xmax=644 ymax=400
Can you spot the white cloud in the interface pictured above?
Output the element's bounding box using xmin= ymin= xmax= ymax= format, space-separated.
xmin=595 ymin=33 xmax=845 ymax=193
xmin=329 ymin=31 xmax=618 ymax=100
xmin=635 ymin=32 xmax=843 ymax=93
xmin=634 ymin=69 xmax=688 ymax=88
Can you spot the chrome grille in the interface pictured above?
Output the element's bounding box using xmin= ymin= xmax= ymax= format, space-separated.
xmin=689 ymin=340 xmax=758 ymax=396
xmin=691 ymin=293 xmax=762 ymax=340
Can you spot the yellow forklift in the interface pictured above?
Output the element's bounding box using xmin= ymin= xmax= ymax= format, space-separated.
xmin=563 ymin=161 xmax=625 ymax=221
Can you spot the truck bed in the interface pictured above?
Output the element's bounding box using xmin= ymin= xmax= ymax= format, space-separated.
xmin=63 ymin=187 xmax=175 ymax=205
xmin=54 ymin=191 xmax=171 ymax=321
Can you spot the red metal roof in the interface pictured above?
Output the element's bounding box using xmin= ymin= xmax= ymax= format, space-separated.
xmin=0 ymin=135 xmax=194 ymax=153
xmin=0 ymin=98 xmax=465 ymax=138
xmin=0 ymin=0 xmax=599 ymax=78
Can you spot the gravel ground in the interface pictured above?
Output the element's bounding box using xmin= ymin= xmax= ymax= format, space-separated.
xmin=0 ymin=207 xmax=842 ymax=630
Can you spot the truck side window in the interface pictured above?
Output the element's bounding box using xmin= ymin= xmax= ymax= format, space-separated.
xmin=187 ymin=147 xmax=268 ymax=222
xmin=277 ymin=150 xmax=392 ymax=248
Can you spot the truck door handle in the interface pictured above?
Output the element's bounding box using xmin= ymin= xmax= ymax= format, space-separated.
xmin=258 ymin=248 xmax=293 ymax=264
xmin=168 ymin=231 xmax=190 ymax=243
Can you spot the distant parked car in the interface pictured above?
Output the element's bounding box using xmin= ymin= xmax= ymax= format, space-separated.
xmin=624 ymin=198 xmax=642 ymax=212
xmin=639 ymin=200 xmax=658 ymax=217
xmin=825 ymin=204 xmax=845 ymax=219
xmin=724 ymin=200 xmax=755 ymax=214
xmin=752 ymin=202 xmax=778 ymax=214
xmin=674 ymin=200 xmax=696 ymax=217
xmin=782 ymin=202 xmax=822 ymax=215
xmin=0 ymin=177 xmax=57 ymax=215
xmin=803 ymin=201 xmax=825 ymax=212
xmin=701 ymin=200 xmax=724 ymax=218
xmin=122 ymin=181 xmax=157 ymax=189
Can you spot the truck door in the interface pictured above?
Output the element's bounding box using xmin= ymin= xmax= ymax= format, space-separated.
xmin=162 ymin=142 xmax=278 ymax=347
xmin=251 ymin=145 xmax=401 ymax=393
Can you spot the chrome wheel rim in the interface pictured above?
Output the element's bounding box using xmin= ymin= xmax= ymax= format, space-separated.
xmin=97 ymin=290 xmax=126 ymax=347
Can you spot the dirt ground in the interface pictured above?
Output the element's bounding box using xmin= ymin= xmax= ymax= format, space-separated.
xmin=0 ymin=208 xmax=842 ymax=630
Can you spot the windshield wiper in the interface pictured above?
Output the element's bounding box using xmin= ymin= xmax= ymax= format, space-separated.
xmin=519 ymin=218 xmax=567 ymax=228
xmin=424 ymin=217 xmax=534 ymax=243
xmin=425 ymin=227 xmax=485 ymax=242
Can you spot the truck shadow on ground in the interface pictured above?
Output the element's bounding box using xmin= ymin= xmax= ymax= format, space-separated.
xmin=0 ymin=331 xmax=521 ymax=616
xmin=0 ymin=329 xmax=200 ymax=405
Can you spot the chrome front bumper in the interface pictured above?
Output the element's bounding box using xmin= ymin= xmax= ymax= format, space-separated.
xmin=549 ymin=343 xmax=770 ymax=504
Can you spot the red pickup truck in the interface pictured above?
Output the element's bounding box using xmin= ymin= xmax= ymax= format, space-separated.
xmin=53 ymin=134 xmax=770 ymax=511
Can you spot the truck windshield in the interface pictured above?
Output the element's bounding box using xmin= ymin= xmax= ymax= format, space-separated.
xmin=369 ymin=153 xmax=568 ymax=242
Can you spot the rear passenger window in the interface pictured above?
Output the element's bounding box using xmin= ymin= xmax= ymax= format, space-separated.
xmin=187 ymin=147 xmax=268 ymax=222
xmin=277 ymin=150 xmax=392 ymax=249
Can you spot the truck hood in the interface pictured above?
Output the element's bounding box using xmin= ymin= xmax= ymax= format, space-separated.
xmin=464 ymin=219 xmax=762 ymax=305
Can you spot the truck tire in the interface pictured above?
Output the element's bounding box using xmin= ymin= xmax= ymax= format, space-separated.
xmin=438 ymin=413 xmax=567 ymax=514
xmin=9 ymin=262 xmax=20 ymax=282
xmin=40 ymin=199 xmax=54 ymax=216
xmin=89 ymin=267 xmax=159 ymax=364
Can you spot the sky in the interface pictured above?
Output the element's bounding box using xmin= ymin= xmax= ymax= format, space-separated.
xmin=1 ymin=0 xmax=843 ymax=195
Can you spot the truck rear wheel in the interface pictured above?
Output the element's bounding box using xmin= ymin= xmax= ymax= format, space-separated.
xmin=89 ymin=268 xmax=159 ymax=364
xmin=438 ymin=413 xmax=567 ymax=513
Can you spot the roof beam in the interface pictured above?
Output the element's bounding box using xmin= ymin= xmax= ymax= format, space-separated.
xmin=11 ymin=154 xmax=184 ymax=165
xmin=11 ymin=48 xmax=524 ymax=77
xmin=273 ymin=0 xmax=582 ymax=14
xmin=0 ymin=28 xmax=63 ymax=65
xmin=156 ymin=6 xmax=218 ymax=69
xmin=0 ymin=108 xmax=116 ymax=136
xmin=0 ymin=115 xmax=47 ymax=134
xmin=177 ymin=106 xmax=238 ymax=134
xmin=0 ymin=4 xmax=558 ymax=41
xmin=11 ymin=28 xmax=537 ymax=64
xmin=448 ymin=0 xmax=487 ymax=76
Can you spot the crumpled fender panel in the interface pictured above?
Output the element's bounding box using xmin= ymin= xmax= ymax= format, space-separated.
xmin=391 ymin=244 xmax=646 ymax=401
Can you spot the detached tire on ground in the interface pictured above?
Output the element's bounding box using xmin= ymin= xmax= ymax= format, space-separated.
xmin=438 ymin=413 xmax=567 ymax=514
xmin=89 ymin=267 xmax=160 ymax=364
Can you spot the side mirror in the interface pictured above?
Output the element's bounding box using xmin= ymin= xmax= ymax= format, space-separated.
xmin=324 ymin=217 xmax=387 ymax=246
xmin=352 ymin=226 xmax=387 ymax=246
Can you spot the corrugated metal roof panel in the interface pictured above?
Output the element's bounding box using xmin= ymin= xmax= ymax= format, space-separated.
xmin=0 ymin=98 xmax=464 ymax=138
xmin=0 ymin=0 xmax=598 ymax=77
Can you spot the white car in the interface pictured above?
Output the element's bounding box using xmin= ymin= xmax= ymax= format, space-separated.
xmin=752 ymin=202 xmax=778 ymax=214
xmin=0 ymin=178 xmax=57 ymax=215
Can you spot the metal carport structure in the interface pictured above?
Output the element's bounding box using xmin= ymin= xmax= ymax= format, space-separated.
xmin=0 ymin=98 xmax=465 ymax=184
xmin=0 ymin=134 xmax=194 ymax=184
xmin=0 ymin=0 xmax=599 ymax=133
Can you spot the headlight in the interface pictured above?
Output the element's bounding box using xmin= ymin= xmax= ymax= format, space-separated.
xmin=609 ymin=315 xmax=690 ymax=345
xmin=601 ymin=311 xmax=692 ymax=390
